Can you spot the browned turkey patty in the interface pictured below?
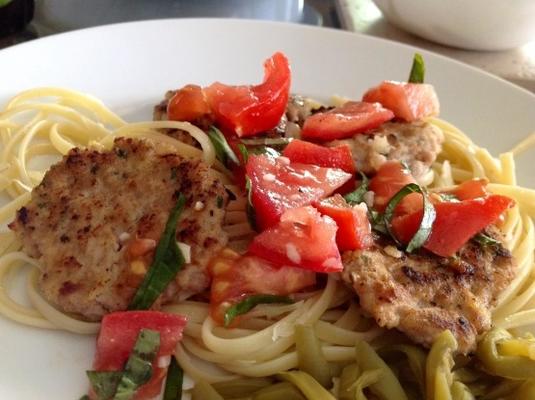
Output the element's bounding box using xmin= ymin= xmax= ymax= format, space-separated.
xmin=9 ymin=138 xmax=228 ymax=320
xmin=341 ymin=229 xmax=516 ymax=354
xmin=327 ymin=121 xmax=444 ymax=180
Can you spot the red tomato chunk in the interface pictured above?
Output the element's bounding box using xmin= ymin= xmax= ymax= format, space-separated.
xmin=209 ymin=250 xmax=316 ymax=325
xmin=282 ymin=139 xmax=356 ymax=174
xmin=92 ymin=311 xmax=186 ymax=400
xmin=246 ymin=154 xmax=352 ymax=230
xmin=315 ymin=194 xmax=373 ymax=251
xmin=167 ymin=84 xmax=211 ymax=122
xmin=368 ymin=161 xmax=416 ymax=213
xmin=249 ymin=206 xmax=343 ymax=272
xmin=301 ymin=101 xmax=394 ymax=141
xmin=205 ymin=52 xmax=291 ymax=137
xmin=392 ymin=195 xmax=515 ymax=257
xmin=363 ymin=81 xmax=439 ymax=122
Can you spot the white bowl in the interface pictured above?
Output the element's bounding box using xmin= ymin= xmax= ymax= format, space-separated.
xmin=373 ymin=0 xmax=535 ymax=51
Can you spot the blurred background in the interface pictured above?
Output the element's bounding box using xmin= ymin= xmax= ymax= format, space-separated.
xmin=1 ymin=0 xmax=534 ymax=92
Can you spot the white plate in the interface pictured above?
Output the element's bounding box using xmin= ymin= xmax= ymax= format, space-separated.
xmin=0 ymin=19 xmax=534 ymax=399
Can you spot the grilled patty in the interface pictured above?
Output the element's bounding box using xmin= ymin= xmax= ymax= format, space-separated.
xmin=9 ymin=138 xmax=228 ymax=320
xmin=341 ymin=229 xmax=516 ymax=354
xmin=327 ymin=121 xmax=444 ymax=180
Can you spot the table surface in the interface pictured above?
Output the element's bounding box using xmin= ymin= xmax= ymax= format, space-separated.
xmin=336 ymin=0 xmax=535 ymax=93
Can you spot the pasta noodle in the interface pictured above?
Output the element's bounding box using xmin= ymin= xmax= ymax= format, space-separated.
xmin=1 ymin=88 xmax=535 ymax=399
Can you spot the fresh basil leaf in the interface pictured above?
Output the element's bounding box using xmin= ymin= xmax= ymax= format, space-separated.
xmin=87 ymin=371 xmax=123 ymax=400
xmin=344 ymin=172 xmax=369 ymax=206
xmin=113 ymin=329 xmax=161 ymax=400
xmin=245 ymin=176 xmax=257 ymax=231
xmin=383 ymin=183 xmax=436 ymax=252
xmin=224 ymin=295 xmax=293 ymax=327
xmin=240 ymin=137 xmax=291 ymax=148
xmin=129 ymin=195 xmax=186 ymax=310
xmin=369 ymin=210 xmax=388 ymax=234
xmin=208 ymin=126 xmax=239 ymax=168
xmin=473 ymin=232 xmax=500 ymax=247
xmin=163 ymin=357 xmax=183 ymax=400
xmin=408 ymin=53 xmax=425 ymax=84
xmin=237 ymin=143 xmax=249 ymax=165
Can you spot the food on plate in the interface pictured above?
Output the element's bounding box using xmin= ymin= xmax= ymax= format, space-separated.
xmin=1 ymin=53 xmax=535 ymax=399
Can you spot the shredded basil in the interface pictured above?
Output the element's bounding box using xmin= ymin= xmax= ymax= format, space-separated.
xmin=129 ymin=195 xmax=186 ymax=310
xmin=408 ymin=53 xmax=425 ymax=84
xmin=162 ymin=357 xmax=183 ymax=400
xmin=383 ymin=183 xmax=436 ymax=253
xmin=207 ymin=126 xmax=239 ymax=168
xmin=113 ymin=329 xmax=161 ymax=400
xmin=87 ymin=329 xmax=160 ymax=400
xmin=224 ymin=295 xmax=293 ymax=327
xmin=237 ymin=143 xmax=249 ymax=165
xmin=344 ymin=173 xmax=369 ymax=206
xmin=473 ymin=232 xmax=500 ymax=247
xmin=240 ymin=137 xmax=291 ymax=147
xmin=245 ymin=177 xmax=257 ymax=231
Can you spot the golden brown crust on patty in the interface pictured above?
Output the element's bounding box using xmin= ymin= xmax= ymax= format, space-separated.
xmin=9 ymin=137 xmax=228 ymax=320
xmin=341 ymin=229 xmax=516 ymax=354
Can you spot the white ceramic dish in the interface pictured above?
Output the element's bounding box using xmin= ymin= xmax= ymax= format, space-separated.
xmin=373 ymin=0 xmax=535 ymax=51
xmin=0 ymin=19 xmax=534 ymax=399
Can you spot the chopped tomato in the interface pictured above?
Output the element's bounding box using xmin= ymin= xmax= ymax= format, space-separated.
xmin=204 ymin=52 xmax=291 ymax=137
xmin=315 ymin=194 xmax=373 ymax=251
xmin=246 ymin=154 xmax=352 ymax=230
xmin=92 ymin=311 xmax=187 ymax=400
xmin=248 ymin=206 xmax=343 ymax=272
xmin=392 ymin=195 xmax=515 ymax=257
xmin=167 ymin=84 xmax=211 ymax=122
xmin=450 ymin=178 xmax=489 ymax=200
xmin=369 ymin=161 xmax=416 ymax=212
xmin=209 ymin=249 xmax=316 ymax=325
xmin=282 ymin=139 xmax=356 ymax=174
xmin=362 ymin=81 xmax=440 ymax=122
xmin=301 ymin=101 xmax=394 ymax=141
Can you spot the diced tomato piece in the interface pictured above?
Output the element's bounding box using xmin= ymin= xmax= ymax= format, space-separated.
xmin=282 ymin=139 xmax=356 ymax=174
xmin=209 ymin=250 xmax=316 ymax=324
xmin=167 ymin=84 xmax=211 ymax=122
xmin=450 ymin=178 xmax=489 ymax=200
xmin=369 ymin=161 xmax=416 ymax=212
xmin=314 ymin=194 xmax=373 ymax=251
xmin=301 ymin=101 xmax=394 ymax=141
xmin=92 ymin=311 xmax=187 ymax=400
xmin=246 ymin=154 xmax=352 ymax=230
xmin=362 ymin=81 xmax=440 ymax=122
xmin=204 ymin=52 xmax=291 ymax=137
xmin=248 ymin=206 xmax=343 ymax=272
xmin=391 ymin=195 xmax=515 ymax=257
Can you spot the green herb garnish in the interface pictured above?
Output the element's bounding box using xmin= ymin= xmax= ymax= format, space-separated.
xmin=344 ymin=172 xmax=369 ymax=206
xmin=129 ymin=195 xmax=186 ymax=310
xmin=224 ymin=295 xmax=293 ymax=327
xmin=408 ymin=53 xmax=425 ymax=84
xmin=87 ymin=372 xmax=123 ymax=400
xmin=208 ymin=126 xmax=239 ymax=168
xmin=162 ymin=357 xmax=183 ymax=400
xmin=384 ymin=183 xmax=436 ymax=252
xmin=237 ymin=143 xmax=249 ymax=165
xmin=245 ymin=177 xmax=257 ymax=231
xmin=473 ymin=232 xmax=500 ymax=247
xmin=0 ymin=0 xmax=13 ymax=8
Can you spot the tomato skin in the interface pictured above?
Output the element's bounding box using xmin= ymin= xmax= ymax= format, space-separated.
xmin=248 ymin=206 xmax=343 ymax=272
xmin=282 ymin=139 xmax=356 ymax=174
xmin=301 ymin=101 xmax=394 ymax=141
xmin=391 ymin=195 xmax=515 ymax=257
xmin=209 ymin=250 xmax=316 ymax=325
xmin=362 ymin=81 xmax=440 ymax=122
xmin=450 ymin=178 xmax=489 ymax=200
xmin=167 ymin=84 xmax=211 ymax=122
xmin=369 ymin=161 xmax=416 ymax=212
xmin=92 ymin=311 xmax=187 ymax=400
xmin=246 ymin=154 xmax=352 ymax=230
xmin=204 ymin=52 xmax=291 ymax=137
xmin=315 ymin=194 xmax=373 ymax=251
